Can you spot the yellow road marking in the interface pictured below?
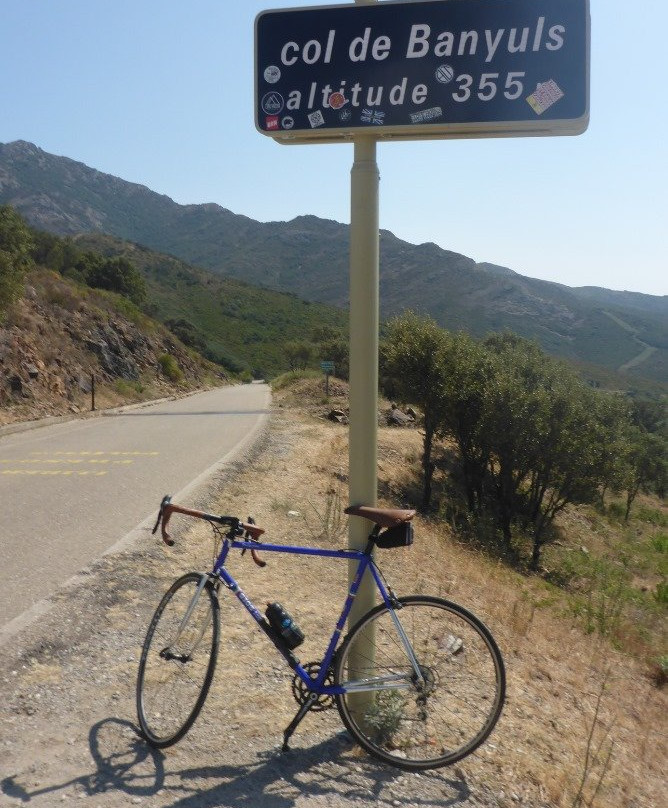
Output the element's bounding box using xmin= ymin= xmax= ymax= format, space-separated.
xmin=1 ymin=470 xmax=108 ymax=476
xmin=1 ymin=459 xmax=134 ymax=465
xmin=1 ymin=451 xmax=159 ymax=477
xmin=30 ymin=451 xmax=160 ymax=457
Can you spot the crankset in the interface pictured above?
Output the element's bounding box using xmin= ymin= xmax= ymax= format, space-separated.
xmin=291 ymin=662 xmax=335 ymax=711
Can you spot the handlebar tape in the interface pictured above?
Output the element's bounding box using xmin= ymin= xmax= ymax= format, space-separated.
xmin=158 ymin=501 xmax=267 ymax=567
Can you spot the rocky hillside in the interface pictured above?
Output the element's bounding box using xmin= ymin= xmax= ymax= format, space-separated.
xmin=0 ymin=269 xmax=220 ymax=427
xmin=1 ymin=140 xmax=667 ymax=385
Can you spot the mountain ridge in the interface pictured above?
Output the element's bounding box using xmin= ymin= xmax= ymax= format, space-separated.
xmin=1 ymin=139 xmax=665 ymax=384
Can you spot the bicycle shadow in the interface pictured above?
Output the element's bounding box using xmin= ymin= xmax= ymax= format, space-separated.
xmin=173 ymin=737 xmax=474 ymax=808
xmin=1 ymin=717 xmax=473 ymax=807
xmin=1 ymin=717 xmax=166 ymax=803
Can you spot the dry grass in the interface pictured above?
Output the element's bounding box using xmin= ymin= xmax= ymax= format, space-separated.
xmin=158 ymin=380 xmax=665 ymax=808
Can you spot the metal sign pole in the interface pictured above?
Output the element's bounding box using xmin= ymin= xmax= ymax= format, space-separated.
xmin=345 ymin=0 xmax=380 ymax=711
xmin=348 ymin=133 xmax=379 ymax=580
xmin=347 ymin=131 xmax=379 ymax=701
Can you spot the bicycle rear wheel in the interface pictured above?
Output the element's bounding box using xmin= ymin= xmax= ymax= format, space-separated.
xmin=334 ymin=595 xmax=505 ymax=770
xmin=137 ymin=572 xmax=220 ymax=748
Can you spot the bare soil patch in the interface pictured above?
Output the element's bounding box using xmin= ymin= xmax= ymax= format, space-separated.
xmin=0 ymin=393 xmax=665 ymax=808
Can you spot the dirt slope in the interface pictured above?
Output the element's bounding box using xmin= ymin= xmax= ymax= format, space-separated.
xmin=0 ymin=269 xmax=220 ymax=428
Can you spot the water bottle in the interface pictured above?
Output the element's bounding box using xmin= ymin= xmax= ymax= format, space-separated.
xmin=265 ymin=602 xmax=304 ymax=649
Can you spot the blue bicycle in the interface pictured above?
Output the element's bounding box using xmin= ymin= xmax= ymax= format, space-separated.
xmin=136 ymin=496 xmax=505 ymax=771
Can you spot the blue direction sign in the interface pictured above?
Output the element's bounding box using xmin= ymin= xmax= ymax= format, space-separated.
xmin=255 ymin=0 xmax=589 ymax=143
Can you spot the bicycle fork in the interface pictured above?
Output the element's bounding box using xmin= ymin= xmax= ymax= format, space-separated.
xmin=161 ymin=573 xmax=212 ymax=662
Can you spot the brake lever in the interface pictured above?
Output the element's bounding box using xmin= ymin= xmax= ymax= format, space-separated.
xmin=243 ymin=516 xmax=267 ymax=568
xmin=152 ymin=495 xmax=172 ymax=535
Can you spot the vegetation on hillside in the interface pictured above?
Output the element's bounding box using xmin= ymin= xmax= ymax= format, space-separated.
xmin=71 ymin=232 xmax=349 ymax=380
xmin=0 ymin=205 xmax=34 ymax=315
xmin=375 ymin=313 xmax=667 ymax=674
xmin=0 ymin=206 xmax=220 ymax=420
xmin=1 ymin=206 xmax=348 ymax=380
xmin=369 ymin=310 xmax=666 ymax=680
xmin=381 ymin=312 xmax=666 ymax=574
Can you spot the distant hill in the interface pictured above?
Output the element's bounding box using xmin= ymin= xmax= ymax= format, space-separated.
xmin=1 ymin=140 xmax=666 ymax=385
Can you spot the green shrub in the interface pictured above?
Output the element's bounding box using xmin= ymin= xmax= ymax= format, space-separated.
xmin=0 ymin=205 xmax=34 ymax=316
xmin=86 ymin=256 xmax=147 ymax=306
xmin=652 ymin=534 xmax=668 ymax=554
xmin=158 ymin=353 xmax=183 ymax=383
xmin=114 ymin=379 xmax=145 ymax=398
xmin=363 ymin=691 xmax=406 ymax=744
xmin=635 ymin=506 xmax=668 ymax=528
xmin=654 ymin=580 xmax=668 ymax=605
xmin=271 ymin=369 xmax=320 ymax=391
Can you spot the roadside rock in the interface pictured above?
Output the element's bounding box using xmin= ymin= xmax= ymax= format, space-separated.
xmin=386 ymin=404 xmax=415 ymax=427
xmin=328 ymin=408 xmax=348 ymax=424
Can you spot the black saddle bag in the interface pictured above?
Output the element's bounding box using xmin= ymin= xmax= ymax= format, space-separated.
xmin=375 ymin=521 xmax=414 ymax=549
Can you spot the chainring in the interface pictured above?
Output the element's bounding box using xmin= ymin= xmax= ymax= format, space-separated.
xmin=291 ymin=662 xmax=335 ymax=711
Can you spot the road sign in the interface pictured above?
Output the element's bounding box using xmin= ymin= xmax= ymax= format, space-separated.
xmin=255 ymin=0 xmax=589 ymax=143
xmin=320 ymin=361 xmax=335 ymax=373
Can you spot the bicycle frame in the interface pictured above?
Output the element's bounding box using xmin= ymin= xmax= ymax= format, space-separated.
xmin=199 ymin=534 xmax=423 ymax=696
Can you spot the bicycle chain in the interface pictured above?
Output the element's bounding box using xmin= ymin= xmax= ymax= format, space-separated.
xmin=291 ymin=662 xmax=335 ymax=711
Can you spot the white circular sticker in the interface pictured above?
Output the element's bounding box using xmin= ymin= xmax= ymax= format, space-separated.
xmin=264 ymin=65 xmax=281 ymax=84
xmin=261 ymin=92 xmax=284 ymax=115
xmin=435 ymin=64 xmax=454 ymax=84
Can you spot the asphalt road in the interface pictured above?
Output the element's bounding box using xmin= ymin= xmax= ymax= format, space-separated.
xmin=0 ymin=384 xmax=270 ymax=635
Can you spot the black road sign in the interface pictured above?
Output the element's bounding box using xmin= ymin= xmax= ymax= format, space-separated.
xmin=255 ymin=0 xmax=589 ymax=143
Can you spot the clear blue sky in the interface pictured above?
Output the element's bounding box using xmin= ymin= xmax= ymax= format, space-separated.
xmin=1 ymin=0 xmax=666 ymax=296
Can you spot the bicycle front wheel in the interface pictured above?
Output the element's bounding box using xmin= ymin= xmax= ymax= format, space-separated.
xmin=137 ymin=572 xmax=220 ymax=748
xmin=334 ymin=596 xmax=505 ymax=770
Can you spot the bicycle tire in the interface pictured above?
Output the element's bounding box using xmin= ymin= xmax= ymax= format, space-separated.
xmin=334 ymin=595 xmax=505 ymax=770
xmin=136 ymin=572 xmax=220 ymax=748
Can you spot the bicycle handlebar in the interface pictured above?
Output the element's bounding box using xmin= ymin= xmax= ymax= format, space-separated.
xmin=152 ymin=495 xmax=267 ymax=567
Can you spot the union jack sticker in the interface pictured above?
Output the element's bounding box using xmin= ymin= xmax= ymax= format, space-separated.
xmin=360 ymin=109 xmax=385 ymax=125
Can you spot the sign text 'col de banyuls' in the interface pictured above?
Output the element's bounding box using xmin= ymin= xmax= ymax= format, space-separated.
xmin=255 ymin=0 xmax=589 ymax=143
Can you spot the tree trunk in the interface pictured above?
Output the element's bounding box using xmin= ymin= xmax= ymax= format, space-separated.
xmin=421 ymin=427 xmax=435 ymax=510
xmin=529 ymin=537 xmax=543 ymax=572
xmin=499 ymin=510 xmax=513 ymax=549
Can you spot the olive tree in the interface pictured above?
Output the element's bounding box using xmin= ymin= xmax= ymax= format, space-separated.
xmin=86 ymin=256 xmax=147 ymax=306
xmin=381 ymin=311 xmax=451 ymax=510
xmin=284 ymin=340 xmax=313 ymax=371
xmin=475 ymin=334 xmax=629 ymax=569
xmin=623 ymin=430 xmax=667 ymax=521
